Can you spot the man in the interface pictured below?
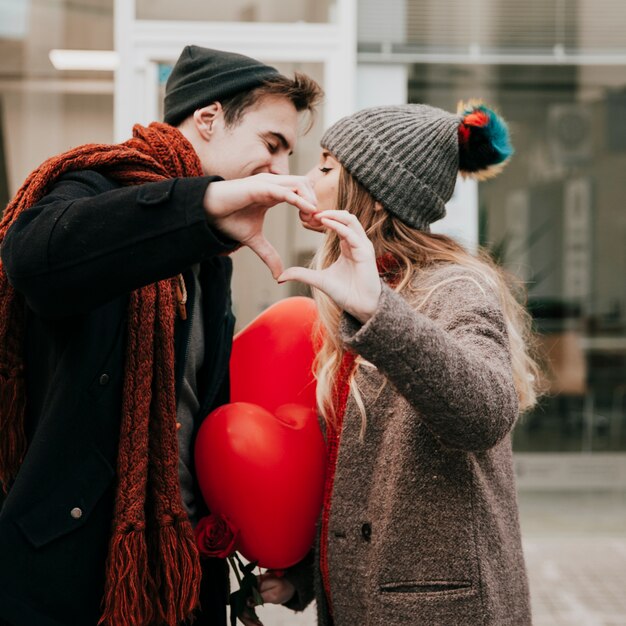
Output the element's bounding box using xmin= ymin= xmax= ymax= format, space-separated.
xmin=0 ymin=45 xmax=322 ymax=626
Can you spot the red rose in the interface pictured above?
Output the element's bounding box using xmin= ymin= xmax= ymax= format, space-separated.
xmin=194 ymin=512 xmax=239 ymax=559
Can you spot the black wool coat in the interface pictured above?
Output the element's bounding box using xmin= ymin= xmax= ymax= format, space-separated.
xmin=0 ymin=170 xmax=237 ymax=626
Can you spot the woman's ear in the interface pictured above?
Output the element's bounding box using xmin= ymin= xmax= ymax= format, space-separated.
xmin=193 ymin=102 xmax=222 ymax=140
xmin=374 ymin=201 xmax=384 ymax=212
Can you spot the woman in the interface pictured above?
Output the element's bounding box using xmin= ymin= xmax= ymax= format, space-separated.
xmin=247 ymin=102 xmax=541 ymax=626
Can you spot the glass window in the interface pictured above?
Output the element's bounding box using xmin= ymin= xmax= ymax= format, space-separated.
xmin=0 ymin=0 xmax=114 ymax=201
xmin=409 ymin=62 xmax=626 ymax=453
xmin=136 ymin=0 xmax=335 ymax=23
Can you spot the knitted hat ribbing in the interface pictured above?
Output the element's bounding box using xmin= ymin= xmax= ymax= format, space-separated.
xmin=321 ymin=104 xmax=461 ymax=230
xmin=164 ymin=45 xmax=279 ymax=126
xmin=323 ymin=101 xmax=515 ymax=230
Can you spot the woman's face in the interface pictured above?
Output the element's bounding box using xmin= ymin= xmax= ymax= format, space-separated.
xmin=306 ymin=151 xmax=341 ymax=212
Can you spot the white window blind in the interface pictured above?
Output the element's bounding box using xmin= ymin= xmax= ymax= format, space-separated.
xmin=358 ymin=0 xmax=626 ymax=56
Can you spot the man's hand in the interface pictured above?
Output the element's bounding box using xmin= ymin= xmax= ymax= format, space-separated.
xmin=204 ymin=174 xmax=317 ymax=279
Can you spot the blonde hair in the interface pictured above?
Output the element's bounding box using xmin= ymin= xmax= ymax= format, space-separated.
xmin=312 ymin=168 xmax=543 ymax=435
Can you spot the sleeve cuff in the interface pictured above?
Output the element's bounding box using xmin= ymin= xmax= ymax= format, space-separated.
xmin=179 ymin=176 xmax=240 ymax=256
xmin=339 ymin=282 xmax=405 ymax=349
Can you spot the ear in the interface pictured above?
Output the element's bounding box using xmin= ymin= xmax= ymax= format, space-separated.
xmin=193 ymin=102 xmax=223 ymax=140
xmin=374 ymin=201 xmax=384 ymax=212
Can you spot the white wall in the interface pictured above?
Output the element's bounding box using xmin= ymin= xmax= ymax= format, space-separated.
xmin=357 ymin=64 xmax=407 ymax=107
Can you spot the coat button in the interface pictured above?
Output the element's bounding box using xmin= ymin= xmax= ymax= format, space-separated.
xmin=99 ymin=373 xmax=110 ymax=386
xmin=361 ymin=523 xmax=372 ymax=541
xmin=70 ymin=507 xmax=83 ymax=519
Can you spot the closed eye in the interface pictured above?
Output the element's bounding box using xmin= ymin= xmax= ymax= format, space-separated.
xmin=263 ymin=131 xmax=292 ymax=155
xmin=319 ymin=167 xmax=332 ymax=173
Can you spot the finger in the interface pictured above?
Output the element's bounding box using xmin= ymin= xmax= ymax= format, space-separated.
xmin=302 ymin=221 xmax=326 ymax=233
xmin=292 ymin=178 xmax=317 ymax=207
xmin=278 ymin=266 xmax=324 ymax=289
xmin=265 ymin=174 xmax=317 ymax=205
xmin=259 ymin=588 xmax=286 ymax=605
xmin=247 ymin=234 xmax=284 ymax=279
xmin=257 ymin=576 xmax=285 ymax=594
xmin=266 ymin=186 xmax=316 ymax=213
xmin=320 ymin=217 xmax=364 ymax=250
xmin=298 ymin=210 xmax=325 ymax=233
xmin=257 ymin=575 xmax=279 ymax=590
xmin=282 ymin=189 xmax=317 ymax=213
xmin=317 ymin=210 xmax=364 ymax=231
xmin=278 ymin=176 xmax=317 ymax=205
xmin=258 ymin=175 xmax=317 ymax=209
xmin=257 ymin=577 xmax=296 ymax=604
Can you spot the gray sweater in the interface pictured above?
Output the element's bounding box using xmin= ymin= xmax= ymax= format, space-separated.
xmin=287 ymin=263 xmax=531 ymax=626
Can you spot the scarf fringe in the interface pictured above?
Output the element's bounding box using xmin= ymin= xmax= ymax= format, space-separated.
xmin=98 ymin=529 xmax=155 ymax=626
xmin=0 ymin=372 xmax=26 ymax=491
xmin=153 ymin=517 xmax=202 ymax=625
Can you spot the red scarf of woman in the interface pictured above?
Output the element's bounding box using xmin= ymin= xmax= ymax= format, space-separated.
xmin=319 ymin=254 xmax=401 ymax=618
xmin=0 ymin=123 xmax=203 ymax=626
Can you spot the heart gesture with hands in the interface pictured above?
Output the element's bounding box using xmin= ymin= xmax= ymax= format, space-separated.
xmin=204 ymin=174 xmax=318 ymax=279
xmin=278 ymin=210 xmax=382 ymax=323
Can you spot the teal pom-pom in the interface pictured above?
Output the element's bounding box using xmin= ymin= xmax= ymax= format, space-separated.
xmin=457 ymin=100 xmax=514 ymax=180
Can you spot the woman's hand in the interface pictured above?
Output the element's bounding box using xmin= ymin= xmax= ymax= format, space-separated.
xmin=238 ymin=573 xmax=296 ymax=626
xmin=278 ymin=210 xmax=381 ymax=323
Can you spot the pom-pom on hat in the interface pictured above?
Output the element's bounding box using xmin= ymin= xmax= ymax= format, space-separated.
xmin=457 ymin=100 xmax=514 ymax=180
xmin=164 ymin=45 xmax=279 ymax=127
xmin=321 ymin=100 xmax=513 ymax=230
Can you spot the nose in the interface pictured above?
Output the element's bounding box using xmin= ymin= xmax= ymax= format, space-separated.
xmin=269 ymin=152 xmax=290 ymax=175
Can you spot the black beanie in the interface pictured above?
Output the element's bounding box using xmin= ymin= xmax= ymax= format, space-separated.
xmin=163 ymin=45 xmax=280 ymax=126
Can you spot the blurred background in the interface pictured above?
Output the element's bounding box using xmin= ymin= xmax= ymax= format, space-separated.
xmin=1 ymin=0 xmax=626 ymax=623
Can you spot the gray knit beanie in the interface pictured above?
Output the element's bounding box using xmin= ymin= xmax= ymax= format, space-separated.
xmin=321 ymin=102 xmax=513 ymax=230
xmin=164 ymin=45 xmax=279 ymax=127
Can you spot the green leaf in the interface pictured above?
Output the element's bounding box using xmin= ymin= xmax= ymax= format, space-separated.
xmin=242 ymin=560 xmax=258 ymax=576
xmin=252 ymin=586 xmax=264 ymax=606
xmin=228 ymin=555 xmax=262 ymax=624
xmin=246 ymin=606 xmax=260 ymax=622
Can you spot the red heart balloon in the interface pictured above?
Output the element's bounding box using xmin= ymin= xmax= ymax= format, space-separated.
xmin=195 ymin=402 xmax=326 ymax=568
xmin=195 ymin=297 xmax=325 ymax=568
xmin=229 ymin=296 xmax=318 ymax=413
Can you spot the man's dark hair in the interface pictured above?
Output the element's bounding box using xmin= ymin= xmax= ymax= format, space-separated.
xmin=221 ymin=72 xmax=323 ymax=131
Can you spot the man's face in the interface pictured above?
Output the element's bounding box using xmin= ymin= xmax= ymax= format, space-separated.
xmin=197 ymin=95 xmax=298 ymax=179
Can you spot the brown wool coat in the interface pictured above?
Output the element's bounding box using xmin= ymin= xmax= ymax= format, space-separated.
xmin=288 ymin=263 xmax=532 ymax=626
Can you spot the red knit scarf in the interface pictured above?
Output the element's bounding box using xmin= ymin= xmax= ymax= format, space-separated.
xmin=319 ymin=254 xmax=401 ymax=618
xmin=0 ymin=122 xmax=204 ymax=625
